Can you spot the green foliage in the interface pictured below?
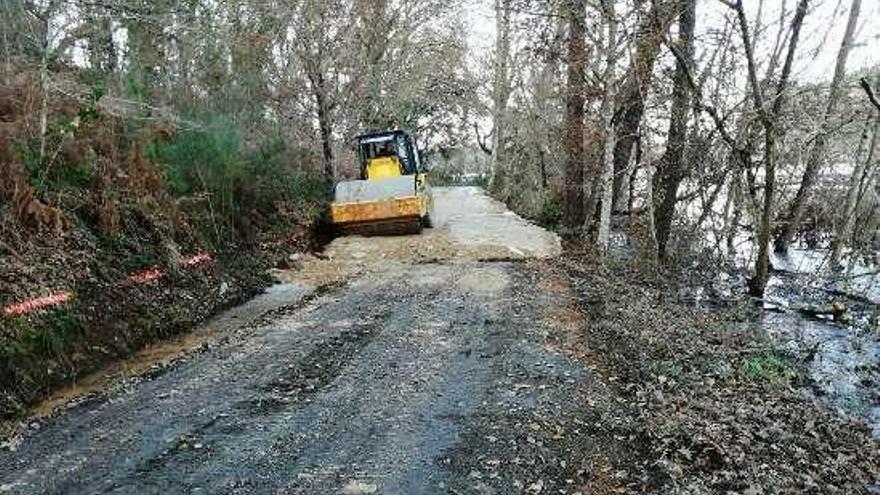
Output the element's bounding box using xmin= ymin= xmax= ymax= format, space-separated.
xmin=740 ymin=351 xmax=796 ymax=382
xmin=147 ymin=117 xmax=328 ymax=245
xmin=0 ymin=310 xmax=83 ymax=360
xmin=123 ymin=68 xmax=149 ymax=102
xmin=466 ymin=174 xmax=490 ymax=189
xmin=17 ymin=143 xmax=95 ymax=197
xmin=0 ymin=318 xmax=30 ymax=359
xmin=78 ymin=86 xmax=105 ymax=123
xmin=123 ymin=248 xmax=160 ymax=272
xmin=15 ymin=89 xmax=106 ymax=197
xmin=535 ymin=193 xmax=563 ymax=229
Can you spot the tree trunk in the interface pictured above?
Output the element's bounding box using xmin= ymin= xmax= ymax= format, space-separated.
xmin=653 ymin=0 xmax=695 ymax=262
xmin=830 ymin=113 xmax=878 ymax=269
xmin=734 ymin=0 xmax=809 ymax=297
xmin=489 ymin=0 xmax=512 ymax=198
xmin=309 ymin=70 xmax=335 ymax=183
xmin=725 ymin=170 xmax=745 ymax=255
xmin=596 ymin=0 xmax=618 ymax=252
xmin=611 ymin=0 xmax=672 ymax=211
xmin=752 ymin=128 xmax=777 ymax=296
xmin=775 ymin=0 xmax=861 ymax=253
xmin=562 ymin=0 xmax=586 ymax=228
xmin=627 ymin=139 xmax=641 ymax=212
xmin=645 ymin=162 xmax=659 ymax=267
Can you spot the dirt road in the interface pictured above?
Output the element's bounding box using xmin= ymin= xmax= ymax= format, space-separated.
xmin=0 ymin=188 xmax=620 ymax=494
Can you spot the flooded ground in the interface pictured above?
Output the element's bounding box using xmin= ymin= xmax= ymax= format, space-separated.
xmin=761 ymin=265 xmax=880 ymax=438
xmin=669 ymin=238 xmax=880 ymax=438
xmin=770 ymin=248 xmax=880 ymax=303
xmin=685 ymin=237 xmax=880 ymax=438
xmin=760 ymin=309 xmax=880 ymax=436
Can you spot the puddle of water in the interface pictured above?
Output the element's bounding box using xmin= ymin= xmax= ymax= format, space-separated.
xmin=748 ymin=268 xmax=880 ymax=437
xmin=771 ymin=249 xmax=880 ymax=304
xmin=760 ymin=310 xmax=880 ymax=437
xmin=707 ymin=236 xmax=880 ymax=436
xmin=671 ymin=239 xmax=880 ymax=438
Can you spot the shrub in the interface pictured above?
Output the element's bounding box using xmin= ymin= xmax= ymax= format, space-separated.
xmin=535 ymin=191 xmax=563 ymax=229
xmin=0 ymin=309 xmax=83 ymax=360
xmin=147 ymin=118 xmax=329 ymax=246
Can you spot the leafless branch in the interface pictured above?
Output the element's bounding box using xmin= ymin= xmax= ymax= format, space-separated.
xmin=474 ymin=123 xmax=492 ymax=155
xmin=665 ymin=40 xmax=739 ymax=148
xmin=860 ymin=78 xmax=880 ymax=113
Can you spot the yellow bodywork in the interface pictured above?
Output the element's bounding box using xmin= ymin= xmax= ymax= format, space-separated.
xmin=365 ymin=156 xmax=403 ymax=180
xmin=331 ymin=173 xmax=432 ymax=232
xmin=332 ymin=195 xmax=422 ymax=226
xmin=331 ymin=130 xmax=431 ymax=235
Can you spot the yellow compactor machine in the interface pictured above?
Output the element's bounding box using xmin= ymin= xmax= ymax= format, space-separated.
xmin=331 ymin=130 xmax=433 ymax=235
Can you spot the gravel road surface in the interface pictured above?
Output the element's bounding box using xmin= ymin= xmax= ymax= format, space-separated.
xmin=0 ymin=188 xmax=623 ymax=495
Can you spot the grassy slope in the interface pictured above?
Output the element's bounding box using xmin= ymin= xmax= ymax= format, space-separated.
xmin=0 ymin=78 xmax=328 ymax=421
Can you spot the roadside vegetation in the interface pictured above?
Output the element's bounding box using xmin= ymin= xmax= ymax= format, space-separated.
xmin=559 ymin=256 xmax=879 ymax=492
xmin=0 ymin=0 xmax=878 ymax=491
xmin=0 ymin=74 xmax=327 ymax=419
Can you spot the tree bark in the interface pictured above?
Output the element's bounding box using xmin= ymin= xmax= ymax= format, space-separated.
xmin=645 ymin=162 xmax=659 ymax=267
xmin=829 ymin=112 xmax=878 ymax=269
xmin=488 ymin=0 xmax=512 ymax=199
xmin=562 ymin=0 xmax=586 ymax=228
xmin=653 ymin=0 xmax=695 ymax=262
xmin=314 ymin=78 xmax=334 ymax=183
xmin=775 ymin=0 xmax=861 ymax=252
xmin=861 ymin=78 xmax=880 ymax=112
xmin=611 ymin=0 xmax=672 ymax=211
xmin=596 ymin=0 xmax=618 ymax=252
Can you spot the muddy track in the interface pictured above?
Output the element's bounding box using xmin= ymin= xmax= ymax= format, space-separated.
xmin=0 ymin=188 xmax=628 ymax=494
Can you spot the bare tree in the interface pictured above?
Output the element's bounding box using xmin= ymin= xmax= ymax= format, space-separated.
xmin=725 ymin=0 xmax=809 ymax=297
xmin=596 ymin=0 xmax=619 ymax=252
xmin=562 ymin=0 xmax=587 ymax=229
xmin=775 ymin=0 xmax=862 ymax=253
xmin=654 ymin=0 xmax=695 ymax=262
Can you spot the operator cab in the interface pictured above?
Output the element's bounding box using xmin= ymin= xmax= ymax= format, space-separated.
xmin=357 ymin=130 xmax=422 ymax=180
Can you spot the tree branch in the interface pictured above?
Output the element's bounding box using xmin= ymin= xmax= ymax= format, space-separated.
xmin=860 ymin=77 xmax=880 ymax=113
xmin=665 ymin=40 xmax=739 ymax=148
xmin=474 ymin=123 xmax=492 ymax=155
